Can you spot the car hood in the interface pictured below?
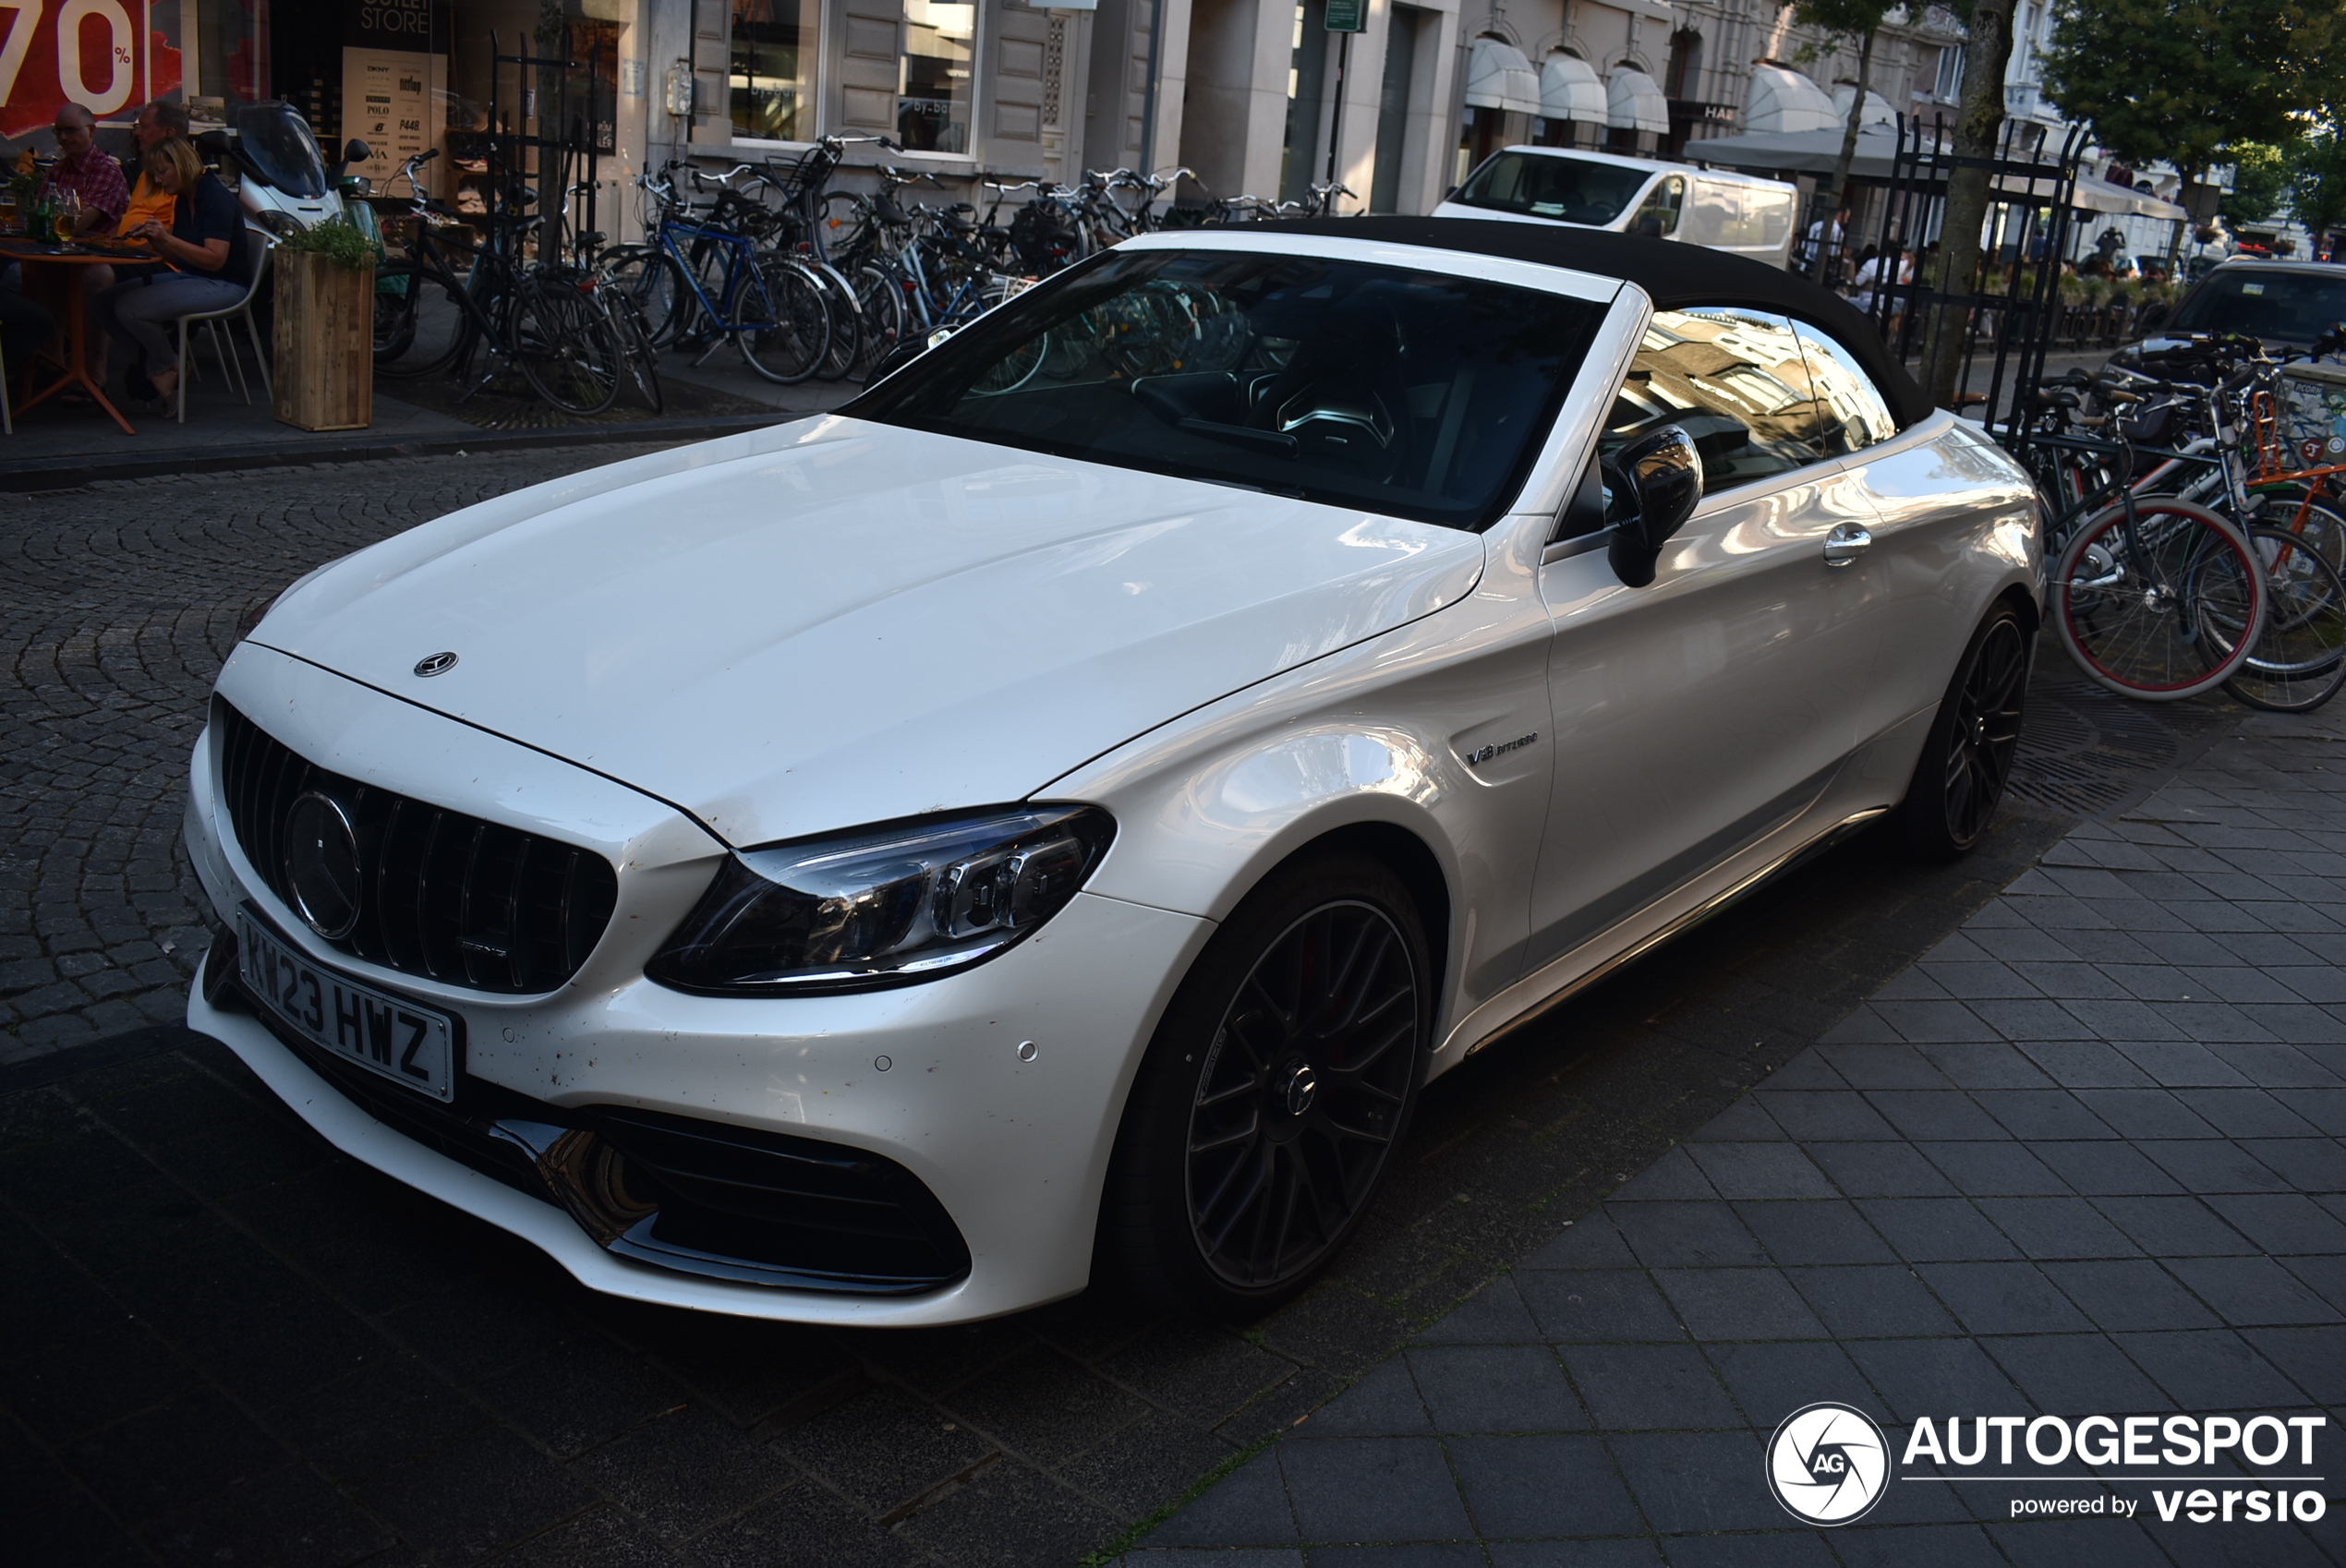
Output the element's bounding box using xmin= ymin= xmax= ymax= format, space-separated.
xmin=252 ymin=416 xmax=1485 ymax=847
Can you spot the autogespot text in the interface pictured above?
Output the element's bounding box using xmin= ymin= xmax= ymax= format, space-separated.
xmin=1902 ymin=1412 xmax=2329 ymax=1526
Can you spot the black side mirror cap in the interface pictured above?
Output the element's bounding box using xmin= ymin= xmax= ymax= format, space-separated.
xmin=1607 ymin=425 xmax=1703 ymax=587
xmin=343 ymin=138 xmax=371 ymax=169
xmin=2134 ymin=301 xmax=2171 ymax=333
xmin=2314 ymin=321 xmax=2346 ymax=359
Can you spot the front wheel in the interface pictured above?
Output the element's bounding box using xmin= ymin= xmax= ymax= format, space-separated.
xmin=1890 ymin=602 xmax=2029 ymax=862
xmin=733 ymin=259 xmax=831 ymax=384
xmin=1099 ymin=853 xmax=1429 ymax=1320
xmin=2052 ymin=497 xmax=2265 ymax=699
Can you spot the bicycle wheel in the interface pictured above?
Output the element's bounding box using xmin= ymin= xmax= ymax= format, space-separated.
xmin=510 ymin=275 xmax=622 ymax=416
xmin=850 ymin=261 xmax=907 ymax=381
xmin=372 ymin=259 xmax=476 ymax=378
xmin=2241 ymin=488 xmax=2346 ymax=572
xmin=601 ymin=289 xmax=665 ymax=415
xmin=810 ymin=263 xmax=862 ymax=381
xmin=599 ymin=245 xmax=694 ymax=348
xmin=733 ymin=259 xmax=831 ymax=384
xmin=2216 ymin=526 xmax=2346 ymax=712
xmin=2052 ymin=497 xmax=2267 ymax=700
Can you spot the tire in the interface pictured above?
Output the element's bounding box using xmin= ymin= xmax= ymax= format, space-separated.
xmin=734 ymin=259 xmax=831 ymax=384
xmin=850 ymin=262 xmax=908 ymax=381
xmin=2052 ymin=497 xmax=2266 ymax=699
xmin=1099 ymin=851 xmax=1430 ymax=1320
xmin=510 ymin=276 xmax=622 ymax=416
xmin=2219 ymin=526 xmax=2346 ymax=713
xmin=804 ymin=262 xmax=862 ymax=381
xmin=599 ymin=246 xmax=693 ymax=348
xmin=1890 ymin=601 xmax=2029 ymax=862
xmin=601 ymin=289 xmax=665 ymax=415
xmin=372 ymin=259 xmax=475 ymax=378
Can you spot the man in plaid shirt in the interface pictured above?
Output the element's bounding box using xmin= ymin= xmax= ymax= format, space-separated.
xmin=39 ymin=104 xmax=129 ymax=233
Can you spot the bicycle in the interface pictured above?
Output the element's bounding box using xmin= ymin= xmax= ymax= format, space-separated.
xmin=372 ymin=150 xmax=623 ymax=416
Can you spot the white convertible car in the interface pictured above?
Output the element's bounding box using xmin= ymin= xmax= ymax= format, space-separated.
xmin=185 ymin=219 xmax=2038 ymax=1325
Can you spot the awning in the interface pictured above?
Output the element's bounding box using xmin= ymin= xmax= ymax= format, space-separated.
xmin=1539 ymin=54 xmax=1606 ymax=124
xmin=1830 ymin=84 xmax=1895 ymax=128
xmin=1743 ymin=64 xmax=1839 ymax=134
xmin=2072 ymin=177 xmax=2188 ymax=221
xmin=1691 ymin=126 xmax=2191 ymax=219
xmin=1608 ymin=67 xmax=1668 ymax=134
xmin=1465 ymin=38 xmax=1541 ymax=117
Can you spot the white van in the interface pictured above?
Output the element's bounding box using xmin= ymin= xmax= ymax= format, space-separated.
xmin=1432 ymin=147 xmax=1800 ymax=269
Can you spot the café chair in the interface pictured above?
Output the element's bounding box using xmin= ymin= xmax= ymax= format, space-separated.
xmin=175 ymin=227 xmax=276 ymax=423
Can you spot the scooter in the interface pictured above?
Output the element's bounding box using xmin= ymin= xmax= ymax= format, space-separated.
xmin=193 ymin=102 xmax=369 ymax=236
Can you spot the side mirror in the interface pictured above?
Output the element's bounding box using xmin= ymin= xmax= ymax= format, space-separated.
xmin=1607 ymin=426 xmax=1703 ymax=588
xmin=2134 ymin=301 xmax=2170 ymax=333
xmin=2313 ymin=321 xmax=2346 ymax=359
xmin=342 ymin=138 xmax=371 ymax=171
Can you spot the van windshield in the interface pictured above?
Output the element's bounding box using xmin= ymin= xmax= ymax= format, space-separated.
xmin=1451 ymin=152 xmax=1649 ymax=226
xmin=847 ymin=248 xmax=1606 ymax=531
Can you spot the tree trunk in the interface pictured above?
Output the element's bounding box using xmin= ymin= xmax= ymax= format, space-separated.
xmin=1920 ymin=0 xmax=2019 ymax=406
xmin=1813 ymin=27 xmax=1879 ymax=285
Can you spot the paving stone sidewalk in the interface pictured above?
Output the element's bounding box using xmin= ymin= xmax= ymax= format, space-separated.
xmin=1129 ymin=706 xmax=2346 ymax=1566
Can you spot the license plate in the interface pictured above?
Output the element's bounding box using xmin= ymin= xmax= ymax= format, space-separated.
xmin=237 ymin=911 xmax=458 ymax=1102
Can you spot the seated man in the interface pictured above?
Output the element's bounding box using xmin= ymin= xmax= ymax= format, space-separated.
xmin=39 ymin=104 xmax=128 ymax=235
xmin=117 ymin=99 xmax=188 ymax=240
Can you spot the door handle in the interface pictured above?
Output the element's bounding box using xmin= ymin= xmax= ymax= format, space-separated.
xmin=1822 ymin=523 xmax=1873 ymax=568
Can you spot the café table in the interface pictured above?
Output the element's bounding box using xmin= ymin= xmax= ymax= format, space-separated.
xmin=0 ymin=238 xmax=149 ymax=435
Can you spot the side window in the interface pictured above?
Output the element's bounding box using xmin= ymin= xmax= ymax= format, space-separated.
xmin=1603 ymin=308 xmax=1832 ymax=489
xmin=1791 ymin=320 xmax=1899 ymax=454
xmin=1628 ymin=175 xmax=1685 ymax=237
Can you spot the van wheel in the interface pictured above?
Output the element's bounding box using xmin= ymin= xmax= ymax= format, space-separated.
xmin=1101 ymin=852 xmax=1429 ymax=1320
xmin=1891 ymin=602 xmax=2029 ymax=862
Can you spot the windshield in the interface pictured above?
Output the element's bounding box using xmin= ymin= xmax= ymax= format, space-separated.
xmin=236 ymin=103 xmax=330 ymax=197
xmin=2170 ymin=268 xmax=2346 ymax=344
xmin=1450 ymin=151 xmax=1651 ymax=227
xmin=846 ymin=250 xmax=1607 ymax=530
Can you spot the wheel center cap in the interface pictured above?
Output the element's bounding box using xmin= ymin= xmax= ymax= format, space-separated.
xmin=1282 ymin=1063 xmax=1320 ymax=1117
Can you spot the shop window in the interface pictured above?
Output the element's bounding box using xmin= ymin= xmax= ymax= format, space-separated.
xmin=732 ymin=0 xmax=819 ymax=142
xmin=899 ymin=0 xmax=975 ymax=153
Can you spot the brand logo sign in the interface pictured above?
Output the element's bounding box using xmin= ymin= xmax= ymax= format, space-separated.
xmin=1767 ymin=1402 xmax=1890 ymax=1526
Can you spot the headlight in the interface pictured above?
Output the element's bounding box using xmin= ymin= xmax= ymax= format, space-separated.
xmin=646 ymin=805 xmax=1115 ymax=995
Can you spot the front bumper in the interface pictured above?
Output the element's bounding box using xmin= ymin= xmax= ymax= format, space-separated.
xmin=185 ymin=647 xmax=1214 ymax=1325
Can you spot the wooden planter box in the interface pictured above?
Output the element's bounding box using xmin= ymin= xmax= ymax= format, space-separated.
xmin=273 ymin=250 xmax=373 ymax=431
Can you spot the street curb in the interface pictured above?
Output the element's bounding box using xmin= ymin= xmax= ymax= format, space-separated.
xmin=0 ymin=411 xmax=794 ymax=493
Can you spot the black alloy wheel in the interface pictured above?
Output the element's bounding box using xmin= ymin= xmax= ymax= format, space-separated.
xmin=1103 ymin=853 xmax=1430 ymax=1318
xmin=1893 ymin=603 xmax=2029 ymax=861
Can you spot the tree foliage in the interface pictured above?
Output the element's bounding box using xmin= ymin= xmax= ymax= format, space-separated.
xmin=2222 ymin=143 xmax=2291 ymax=225
xmin=2040 ymin=0 xmax=2344 ymax=175
xmin=2290 ymin=133 xmax=2346 ymax=239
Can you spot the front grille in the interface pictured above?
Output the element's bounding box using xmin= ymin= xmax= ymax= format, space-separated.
xmin=212 ymin=698 xmax=619 ymax=995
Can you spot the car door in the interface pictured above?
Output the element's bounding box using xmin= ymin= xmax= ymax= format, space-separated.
xmin=1793 ymin=318 xmax=2025 ymax=742
xmin=1522 ymin=306 xmax=1887 ymax=974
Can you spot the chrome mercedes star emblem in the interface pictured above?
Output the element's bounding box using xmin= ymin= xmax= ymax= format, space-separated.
xmin=282 ymin=791 xmax=362 ymax=940
xmin=414 ymin=651 xmax=458 ymax=678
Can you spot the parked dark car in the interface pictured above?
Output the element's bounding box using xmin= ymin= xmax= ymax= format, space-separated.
xmin=2107 ymin=258 xmax=2346 ymax=380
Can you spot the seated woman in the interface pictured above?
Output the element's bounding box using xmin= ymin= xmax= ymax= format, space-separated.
xmin=88 ymin=137 xmax=251 ymax=415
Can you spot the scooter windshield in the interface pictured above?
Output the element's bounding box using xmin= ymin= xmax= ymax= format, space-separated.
xmin=236 ymin=104 xmax=330 ymax=197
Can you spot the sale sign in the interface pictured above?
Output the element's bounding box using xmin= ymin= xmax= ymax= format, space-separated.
xmin=0 ymin=0 xmax=183 ymax=140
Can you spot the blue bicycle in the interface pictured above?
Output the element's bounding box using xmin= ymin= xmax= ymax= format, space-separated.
xmin=599 ymin=165 xmax=830 ymax=384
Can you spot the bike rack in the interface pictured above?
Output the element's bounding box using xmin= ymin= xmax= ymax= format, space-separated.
xmin=1868 ymin=114 xmax=2089 ymax=459
xmin=484 ymin=29 xmax=611 ymax=270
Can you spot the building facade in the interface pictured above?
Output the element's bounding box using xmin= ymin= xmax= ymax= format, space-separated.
xmin=0 ymin=0 xmax=2085 ymax=243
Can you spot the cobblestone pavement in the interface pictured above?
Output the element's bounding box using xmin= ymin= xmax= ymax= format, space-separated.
xmin=0 ymin=444 xmax=2261 ymax=1568
xmin=0 ymin=444 xmax=685 ymax=1062
xmin=1130 ymin=707 xmax=2346 ymax=1565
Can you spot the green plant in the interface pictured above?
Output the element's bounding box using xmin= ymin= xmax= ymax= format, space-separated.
xmin=274 ymin=217 xmax=376 ymax=271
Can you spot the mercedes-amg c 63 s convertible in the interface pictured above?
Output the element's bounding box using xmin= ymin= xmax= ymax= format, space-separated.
xmin=185 ymin=219 xmax=2038 ymax=1324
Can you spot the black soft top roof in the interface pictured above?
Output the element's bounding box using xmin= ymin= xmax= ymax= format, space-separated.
xmin=1265 ymin=216 xmax=1935 ymax=428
